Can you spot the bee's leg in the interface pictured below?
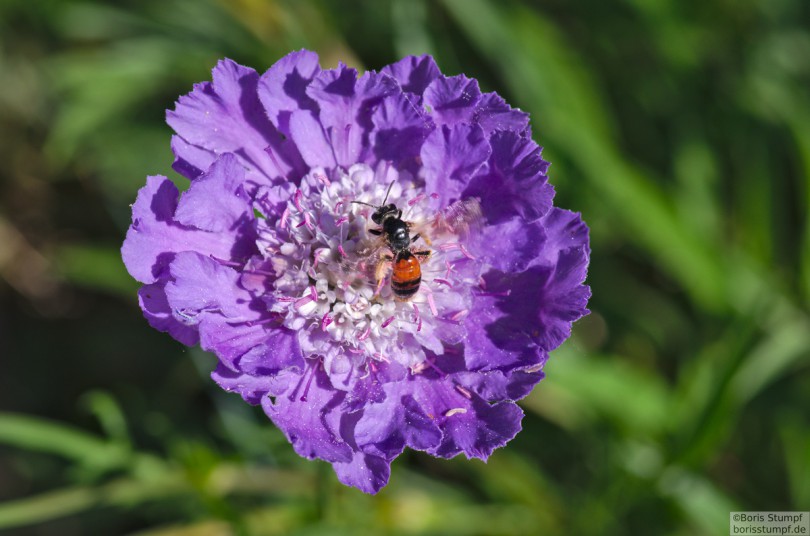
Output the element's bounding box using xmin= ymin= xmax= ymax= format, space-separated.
xmin=411 ymin=232 xmax=432 ymax=246
xmin=374 ymin=252 xmax=394 ymax=295
xmin=369 ymin=228 xmax=382 ymax=236
xmin=413 ymin=249 xmax=431 ymax=263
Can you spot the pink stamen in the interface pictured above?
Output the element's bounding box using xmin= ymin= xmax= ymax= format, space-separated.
xmin=277 ymin=295 xmax=298 ymax=303
xmin=433 ymin=278 xmax=453 ymax=288
xmin=309 ymin=285 xmax=318 ymax=301
xmin=459 ymin=244 xmax=475 ymax=260
xmin=347 ymin=347 xmax=365 ymax=355
xmin=303 ymin=211 xmax=314 ymax=231
xmin=243 ymin=269 xmax=275 ymax=277
xmin=357 ymin=325 xmax=371 ymax=341
xmin=412 ymin=303 xmax=422 ymax=332
xmin=294 ymin=295 xmax=313 ymax=310
xmin=299 ymin=362 xmax=317 ymax=401
xmin=427 ymin=292 xmax=438 ymax=316
xmin=334 ymin=200 xmax=345 ymax=213
xmin=243 ymin=317 xmax=279 ymax=327
xmin=449 ymin=309 xmax=469 ymax=321
xmin=438 ymin=242 xmax=459 ymax=252
xmin=338 ymin=245 xmax=348 ymax=258
xmin=381 ymin=316 xmax=395 ymax=328
xmin=407 ymin=193 xmax=426 ymax=206
xmin=478 ymin=276 xmax=487 ymax=289
xmin=209 ymin=256 xmax=241 ymax=267
xmin=335 ymin=215 xmax=349 ymax=226
xmin=373 ymin=352 xmax=389 ymax=363
xmin=455 ymin=384 xmax=473 ymax=399
xmin=293 ymin=189 xmax=303 ymax=211
xmin=321 ymin=312 xmax=333 ymax=331
xmin=280 ymin=207 xmax=290 ymax=229
xmin=430 ymin=192 xmax=440 ymax=199
xmin=411 ymin=361 xmax=429 ymax=374
xmin=315 ymin=172 xmax=330 ymax=186
xmin=445 ymin=260 xmax=456 ymax=278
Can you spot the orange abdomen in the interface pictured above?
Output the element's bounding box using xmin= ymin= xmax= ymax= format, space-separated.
xmin=391 ymin=251 xmax=421 ymax=300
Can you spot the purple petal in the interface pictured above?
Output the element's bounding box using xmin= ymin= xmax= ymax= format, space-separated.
xmin=165 ymin=251 xmax=249 ymax=318
xmin=465 ymin=130 xmax=554 ymax=224
xmin=354 ymin=388 xmax=442 ymax=459
xmin=333 ymin=452 xmax=391 ymax=495
xmin=262 ymin=366 xmax=353 ymax=463
xmin=137 ymin=282 xmax=199 ymax=346
xmin=533 ymin=247 xmax=591 ymax=352
xmin=380 ymin=55 xmax=441 ymax=97
xmin=307 ymin=66 xmax=399 ymax=167
xmin=534 ymin=207 xmax=591 ymax=266
xmin=288 ymin=110 xmax=337 ymax=168
xmin=371 ymin=91 xmax=434 ymax=170
xmin=212 ymin=361 xmax=275 ymax=405
xmin=167 ymin=59 xmax=299 ymax=184
xmin=473 ymin=92 xmax=530 ymax=135
xmin=174 ymin=154 xmax=253 ymax=233
xmin=431 ymin=394 xmax=523 ymax=460
xmin=257 ymin=49 xmax=321 ymax=131
xmin=454 ymin=367 xmax=546 ymax=403
xmin=424 ymin=74 xmax=482 ymax=126
xmin=469 ymin=217 xmax=547 ymax=273
xmin=421 ymin=123 xmax=491 ymax=205
xmin=121 ymin=176 xmax=250 ymax=284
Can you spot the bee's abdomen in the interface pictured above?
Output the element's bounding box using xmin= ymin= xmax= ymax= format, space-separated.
xmin=391 ymin=251 xmax=421 ymax=300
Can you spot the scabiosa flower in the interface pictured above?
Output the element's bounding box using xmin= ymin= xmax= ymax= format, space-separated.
xmin=122 ymin=51 xmax=590 ymax=493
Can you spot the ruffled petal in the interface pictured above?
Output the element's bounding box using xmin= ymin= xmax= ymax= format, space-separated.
xmin=464 ymin=130 xmax=554 ymax=224
xmin=262 ymin=367 xmax=354 ymax=464
xmin=354 ymin=387 xmax=442 ymax=459
xmin=430 ymin=393 xmax=524 ymax=460
xmin=174 ymin=154 xmax=253 ymax=233
xmin=424 ymin=74 xmax=482 ymax=126
xmin=121 ymin=175 xmax=251 ymax=284
xmin=211 ymin=361 xmax=275 ymax=405
xmin=371 ymin=91 xmax=434 ymax=171
xmin=473 ymin=92 xmax=530 ymax=135
xmin=307 ymin=66 xmax=399 ymax=167
xmin=421 ymin=123 xmax=491 ymax=205
xmin=380 ymin=55 xmax=441 ymax=98
xmin=137 ymin=281 xmax=199 ymax=346
xmin=333 ymin=452 xmax=391 ymax=495
xmin=257 ymin=49 xmax=321 ymax=132
xmin=469 ymin=217 xmax=546 ymax=273
xmin=288 ymin=110 xmax=337 ymax=169
xmin=167 ymin=59 xmax=301 ymax=184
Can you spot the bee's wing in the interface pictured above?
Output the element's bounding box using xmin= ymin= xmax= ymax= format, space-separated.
xmin=339 ymin=236 xmax=388 ymax=279
xmin=423 ymin=197 xmax=483 ymax=240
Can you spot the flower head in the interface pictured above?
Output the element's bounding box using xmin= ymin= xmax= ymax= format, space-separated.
xmin=122 ymin=51 xmax=590 ymax=493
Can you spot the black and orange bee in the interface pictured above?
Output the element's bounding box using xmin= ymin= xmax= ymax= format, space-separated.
xmin=353 ymin=183 xmax=481 ymax=301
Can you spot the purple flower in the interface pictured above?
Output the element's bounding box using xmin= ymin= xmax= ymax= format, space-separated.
xmin=122 ymin=51 xmax=590 ymax=493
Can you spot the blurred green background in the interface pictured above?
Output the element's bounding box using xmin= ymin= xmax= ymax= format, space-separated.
xmin=1 ymin=0 xmax=809 ymax=534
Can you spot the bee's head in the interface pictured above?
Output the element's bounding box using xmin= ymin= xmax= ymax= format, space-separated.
xmin=372 ymin=203 xmax=398 ymax=225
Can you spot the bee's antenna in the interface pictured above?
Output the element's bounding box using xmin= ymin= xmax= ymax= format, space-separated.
xmin=381 ymin=180 xmax=396 ymax=206
xmin=350 ymin=200 xmax=377 ymax=208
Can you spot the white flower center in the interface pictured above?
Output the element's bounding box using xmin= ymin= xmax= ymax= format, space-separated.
xmin=255 ymin=163 xmax=476 ymax=372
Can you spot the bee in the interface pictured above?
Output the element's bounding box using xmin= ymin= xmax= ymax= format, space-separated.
xmin=352 ymin=182 xmax=482 ymax=301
